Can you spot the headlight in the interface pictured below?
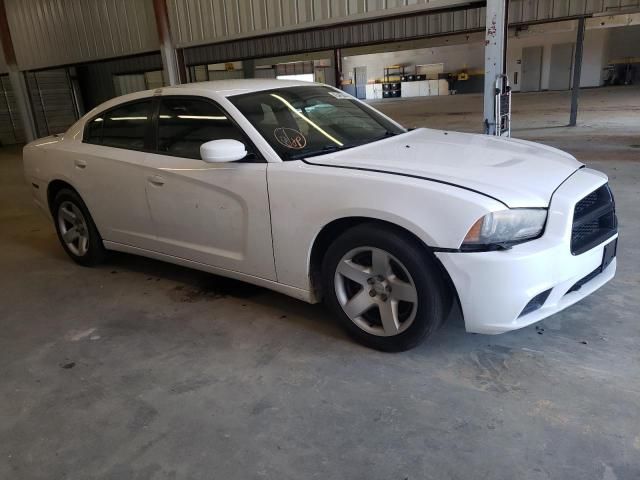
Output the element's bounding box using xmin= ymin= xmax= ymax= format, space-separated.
xmin=462 ymin=209 xmax=547 ymax=249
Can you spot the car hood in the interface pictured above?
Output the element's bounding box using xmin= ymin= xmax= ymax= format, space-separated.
xmin=305 ymin=128 xmax=583 ymax=208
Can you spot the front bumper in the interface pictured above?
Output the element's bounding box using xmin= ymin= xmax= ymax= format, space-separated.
xmin=436 ymin=168 xmax=617 ymax=334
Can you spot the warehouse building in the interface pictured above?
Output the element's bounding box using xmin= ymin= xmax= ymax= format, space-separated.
xmin=1 ymin=1 xmax=639 ymax=479
xmin=1 ymin=0 xmax=639 ymax=142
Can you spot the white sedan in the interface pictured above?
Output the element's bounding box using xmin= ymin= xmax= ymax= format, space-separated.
xmin=23 ymin=80 xmax=618 ymax=351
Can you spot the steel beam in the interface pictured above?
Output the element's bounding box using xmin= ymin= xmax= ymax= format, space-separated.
xmin=569 ymin=17 xmax=586 ymax=127
xmin=483 ymin=0 xmax=508 ymax=135
xmin=334 ymin=48 xmax=342 ymax=87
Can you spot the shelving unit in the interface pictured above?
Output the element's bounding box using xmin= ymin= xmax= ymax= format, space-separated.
xmin=383 ymin=65 xmax=405 ymax=98
xmin=383 ymin=65 xmax=406 ymax=83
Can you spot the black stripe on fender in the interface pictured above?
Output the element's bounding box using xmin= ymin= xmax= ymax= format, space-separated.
xmin=301 ymin=159 xmax=510 ymax=208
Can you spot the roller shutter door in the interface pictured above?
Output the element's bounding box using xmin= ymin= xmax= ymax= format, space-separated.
xmin=26 ymin=69 xmax=79 ymax=137
xmin=254 ymin=68 xmax=276 ymax=79
xmin=0 ymin=76 xmax=25 ymax=146
xmin=275 ymin=61 xmax=313 ymax=76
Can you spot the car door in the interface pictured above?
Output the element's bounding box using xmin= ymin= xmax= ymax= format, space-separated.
xmin=79 ymin=99 xmax=157 ymax=250
xmin=143 ymin=96 xmax=276 ymax=281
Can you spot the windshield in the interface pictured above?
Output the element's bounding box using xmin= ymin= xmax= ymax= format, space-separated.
xmin=229 ymin=85 xmax=406 ymax=160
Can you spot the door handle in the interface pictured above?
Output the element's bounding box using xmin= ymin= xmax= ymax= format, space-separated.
xmin=74 ymin=159 xmax=87 ymax=169
xmin=148 ymin=174 xmax=165 ymax=186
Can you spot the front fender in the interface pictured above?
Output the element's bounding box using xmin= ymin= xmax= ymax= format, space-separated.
xmin=268 ymin=161 xmax=504 ymax=291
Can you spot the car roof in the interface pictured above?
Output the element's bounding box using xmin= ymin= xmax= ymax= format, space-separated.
xmin=121 ymin=79 xmax=318 ymax=102
xmin=171 ymin=78 xmax=317 ymax=96
xmin=82 ymin=79 xmax=325 ymax=121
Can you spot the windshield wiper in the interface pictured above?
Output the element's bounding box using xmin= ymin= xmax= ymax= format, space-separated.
xmin=289 ymin=144 xmax=352 ymax=160
xmin=369 ymin=130 xmax=403 ymax=143
xmin=287 ymin=131 xmax=403 ymax=160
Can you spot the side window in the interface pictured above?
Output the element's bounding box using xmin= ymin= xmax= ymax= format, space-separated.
xmin=157 ymin=98 xmax=248 ymax=160
xmin=99 ymin=100 xmax=152 ymax=150
xmin=85 ymin=116 xmax=104 ymax=144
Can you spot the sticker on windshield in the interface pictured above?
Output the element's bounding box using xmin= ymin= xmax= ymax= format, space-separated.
xmin=274 ymin=127 xmax=307 ymax=150
xmin=328 ymin=91 xmax=352 ymax=100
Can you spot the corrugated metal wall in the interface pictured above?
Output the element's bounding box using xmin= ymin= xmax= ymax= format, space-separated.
xmin=184 ymin=6 xmax=487 ymax=65
xmin=6 ymin=0 xmax=160 ymax=71
xmin=3 ymin=0 xmax=638 ymax=72
xmin=167 ymin=0 xmax=477 ymax=48
xmin=170 ymin=0 xmax=640 ymax=52
xmin=509 ymin=0 xmax=640 ymax=23
xmin=181 ymin=0 xmax=640 ymax=66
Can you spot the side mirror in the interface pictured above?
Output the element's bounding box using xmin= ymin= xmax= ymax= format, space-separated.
xmin=200 ymin=139 xmax=247 ymax=163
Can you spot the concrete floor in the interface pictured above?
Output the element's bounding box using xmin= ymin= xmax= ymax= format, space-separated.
xmin=1 ymin=86 xmax=639 ymax=480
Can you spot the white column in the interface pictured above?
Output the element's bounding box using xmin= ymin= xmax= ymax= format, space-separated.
xmin=159 ymin=42 xmax=179 ymax=86
xmin=569 ymin=17 xmax=586 ymax=127
xmin=153 ymin=0 xmax=181 ymax=86
xmin=483 ymin=0 xmax=508 ymax=135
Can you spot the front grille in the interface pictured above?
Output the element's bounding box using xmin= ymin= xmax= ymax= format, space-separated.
xmin=574 ymin=191 xmax=598 ymax=217
xmin=571 ymin=184 xmax=617 ymax=255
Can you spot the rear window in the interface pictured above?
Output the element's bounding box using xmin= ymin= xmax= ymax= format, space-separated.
xmin=85 ymin=100 xmax=152 ymax=150
xmin=85 ymin=115 xmax=103 ymax=144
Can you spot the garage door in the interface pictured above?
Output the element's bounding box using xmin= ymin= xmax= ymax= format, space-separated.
xmin=255 ymin=67 xmax=276 ymax=79
xmin=549 ymin=43 xmax=574 ymax=91
xmin=521 ymin=46 xmax=543 ymax=92
xmin=26 ymin=69 xmax=79 ymax=137
xmin=0 ymin=75 xmax=25 ymax=146
xmin=208 ymin=69 xmax=244 ymax=80
xmin=275 ymin=61 xmax=313 ymax=76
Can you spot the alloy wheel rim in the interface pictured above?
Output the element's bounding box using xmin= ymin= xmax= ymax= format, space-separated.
xmin=334 ymin=246 xmax=418 ymax=337
xmin=57 ymin=201 xmax=89 ymax=257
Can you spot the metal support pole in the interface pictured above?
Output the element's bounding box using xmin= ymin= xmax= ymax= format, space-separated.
xmin=153 ymin=0 xmax=180 ymax=86
xmin=175 ymin=48 xmax=187 ymax=84
xmin=483 ymin=0 xmax=508 ymax=135
xmin=0 ymin=0 xmax=37 ymax=142
xmin=334 ymin=48 xmax=342 ymax=88
xmin=569 ymin=17 xmax=586 ymax=127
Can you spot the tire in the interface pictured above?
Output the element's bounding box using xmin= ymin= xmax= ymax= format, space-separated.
xmin=322 ymin=223 xmax=448 ymax=352
xmin=52 ymin=188 xmax=106 ymax=267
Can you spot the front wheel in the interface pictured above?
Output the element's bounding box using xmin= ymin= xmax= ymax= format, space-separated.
xmin=322 ymin=223 xmax=448 ymax=352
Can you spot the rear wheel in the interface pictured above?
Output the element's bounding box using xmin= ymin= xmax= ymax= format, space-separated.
xmin=53 ymin=189 xmax=106 ymax=266
xmin=322 ymin=223 xmax=448 ymax=351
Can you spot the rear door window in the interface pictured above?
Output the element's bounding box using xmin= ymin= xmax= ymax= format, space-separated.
xmin=92 ymin=100 xmax=152 ymax=150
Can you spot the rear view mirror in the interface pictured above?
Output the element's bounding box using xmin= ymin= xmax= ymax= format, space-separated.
xmin=200 ymin=139 xmax=247 ymax=163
